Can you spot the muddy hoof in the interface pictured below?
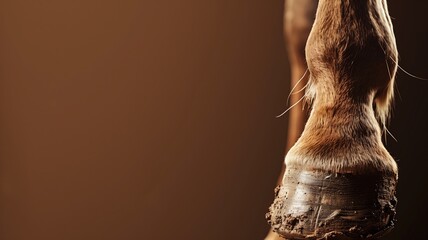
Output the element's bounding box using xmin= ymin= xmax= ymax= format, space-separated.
xmin=266 ymin=168 xmax=397 ymax=239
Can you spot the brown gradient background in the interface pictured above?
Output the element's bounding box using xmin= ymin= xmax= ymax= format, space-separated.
xmin=0 ymin=1 xmax=427 ymax=239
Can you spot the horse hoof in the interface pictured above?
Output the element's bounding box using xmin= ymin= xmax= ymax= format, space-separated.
xmin=266 ymin=167 xmax=397 ymax=239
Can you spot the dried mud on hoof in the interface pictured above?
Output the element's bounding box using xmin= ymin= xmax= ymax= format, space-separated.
xmin=266 ymin=168 xmax=397 ymax=239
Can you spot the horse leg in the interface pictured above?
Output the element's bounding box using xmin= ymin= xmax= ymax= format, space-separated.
xmin=265 ymin=1 xmax=317 ymax=239
xmin=267 ymin=0 xmax=398 ymax=239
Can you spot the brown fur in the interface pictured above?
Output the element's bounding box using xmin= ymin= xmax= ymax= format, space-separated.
xmin=284 ymin=0 xmax=398 ymax=176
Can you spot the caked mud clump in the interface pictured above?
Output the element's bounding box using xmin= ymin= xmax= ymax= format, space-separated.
xmin=266 ymin=168 xmax=397 ymax=239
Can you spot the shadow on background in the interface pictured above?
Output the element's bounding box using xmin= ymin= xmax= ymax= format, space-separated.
xmin=0 ymin=0 xmax=427 ymax=239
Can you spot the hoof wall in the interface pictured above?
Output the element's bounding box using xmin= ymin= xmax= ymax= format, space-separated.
xmin=266 ymin=168 xmax=397 ymax=239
